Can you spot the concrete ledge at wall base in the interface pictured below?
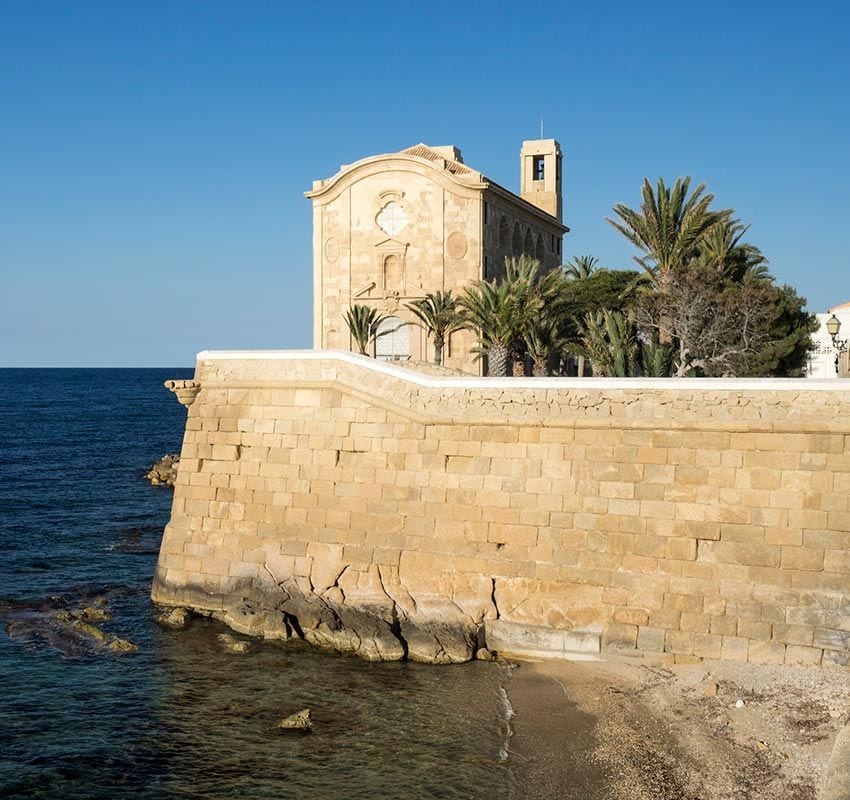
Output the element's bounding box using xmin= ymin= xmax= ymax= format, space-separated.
xmin=486 ymin=620 xmax=602 ymax=661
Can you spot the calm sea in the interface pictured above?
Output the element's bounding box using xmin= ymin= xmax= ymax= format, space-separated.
xmin=0 ymin=369 xmax=513 ymax=799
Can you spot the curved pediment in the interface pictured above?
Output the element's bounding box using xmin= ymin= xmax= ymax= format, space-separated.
xmin=305 ymin=153 xmax=488 ymax=204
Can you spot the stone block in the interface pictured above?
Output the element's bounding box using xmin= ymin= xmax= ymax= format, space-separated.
xmin=699 ymin=541 xmax=780 ymax=568
xmin=780 ymin=546 xmax=825 ymax=571
xmin=612 ymin=607 xmax=649 ymax=626
xmin=603 ymin=622 xmax=638 ymax=649
xmin=813 ymin=628 xmax=850 ymax=651
xmin=737 ymin=619 xmax=772 ymax=640
xmin=772 ymin=623 xmax=814 ymax=647
xmin=663 ymin=593 xmax=704 ymax=613
xmin=721 ymin=636 xmax=749 ymax=661
xmin=680 ymin=612 xmax=710 ymax=634
xmin=747 ymin=640 xmax=785 ymax=664
xmin=822 ymin=649 xmax=849 ymax=667
xmin=664 ymin=630 xmax=695 ymax=654
xmin=636 ymin=626 xmax=666 ymax=652
xmin=693 ymin=633 xmax=722 ymax=659
xmin=784 ymin=645 xmax=823 ymax=666
xmin=666 ymin=538 xmax=697 ymax=561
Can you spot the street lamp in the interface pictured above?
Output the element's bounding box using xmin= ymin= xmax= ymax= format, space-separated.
xmin=826 ymin=314 xmax=848 ymax=375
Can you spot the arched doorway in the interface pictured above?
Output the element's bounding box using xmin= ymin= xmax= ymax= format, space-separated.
xmin=375 ymin=316 xmax=410 ymax=361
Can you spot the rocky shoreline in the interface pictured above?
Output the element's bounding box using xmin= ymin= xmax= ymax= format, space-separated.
xmin=152 ymin=572 xmax=494 ymax=664
xmin=144 ymin=454 xmax=179 ymax=487
xmin=0 ymin=591 xmax=138 ymax=657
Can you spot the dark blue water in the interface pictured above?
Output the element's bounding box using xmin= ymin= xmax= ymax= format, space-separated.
xmin=0 ymin=370 xmax=513 ymax=799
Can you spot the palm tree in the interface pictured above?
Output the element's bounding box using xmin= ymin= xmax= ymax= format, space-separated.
xmin=696 ymin=219 xmax=771 ymax=283
xmin=524 ymin=317 xmax=564 ymax=377
xmin=503 ymin=255 xmax=543 ymax=376
xmin=505 ymin=253 xmax=542 ymax=284
xmin=607 ymin=177 xmax=729 ymax=285
xmin=343 ymin=304 xmax=388 ymax=356
xmin=571 ymin=310 xmax=639 ymax=377
xmin=564 ymin=254 xmax=600 ymax=281
xmin=457 ymin=280 xmax=515 ymax=377
xmin=740 ymin=262 xmax=774 ymax=283
xmin=405 ymin=290 xmax=463 ymax=366
xmin=560 ymin=255 xmax=600 ymax=375
xmin=458 ymin=255 xmax=545 ymax=377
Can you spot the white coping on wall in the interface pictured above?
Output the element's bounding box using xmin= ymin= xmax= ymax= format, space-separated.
xmin=196 ymin=350 xmax=850 ymax=392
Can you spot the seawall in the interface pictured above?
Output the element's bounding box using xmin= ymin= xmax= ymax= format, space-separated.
xmin=153 ymin=351 xmax=850 ymax=666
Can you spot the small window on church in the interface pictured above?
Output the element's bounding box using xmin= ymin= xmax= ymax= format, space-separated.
xmin=484 ymin=255 xmax=490 ymax=279
xmin=484 ymin=202 xmax=489 ymax=224
xmin=533 ymin=156 xmax=545 ymax=181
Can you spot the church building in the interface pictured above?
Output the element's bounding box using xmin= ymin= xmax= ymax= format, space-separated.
xmin=305 ymin=139 xmax=568 ymax=374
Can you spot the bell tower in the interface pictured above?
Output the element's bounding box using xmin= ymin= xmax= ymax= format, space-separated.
xmin=520 ymin=139 xmax=562 ymax=222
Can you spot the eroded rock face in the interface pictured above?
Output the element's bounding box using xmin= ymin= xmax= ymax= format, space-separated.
xmin=151 ymin=543 xmax=615 ymax=664
xmin=153 ymin=549 xmax=495 ymax=664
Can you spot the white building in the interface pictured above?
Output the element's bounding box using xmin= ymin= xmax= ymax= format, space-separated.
xmin=807 ymin=300 xmax=850 ymax=378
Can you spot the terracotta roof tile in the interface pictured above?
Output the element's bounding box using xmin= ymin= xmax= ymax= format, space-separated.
xmin=399 ymin=143 xmax=475 ymax=175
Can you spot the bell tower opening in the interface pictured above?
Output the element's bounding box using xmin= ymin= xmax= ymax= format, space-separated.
xmin=520 ymin=139 xmax=563 ymax=223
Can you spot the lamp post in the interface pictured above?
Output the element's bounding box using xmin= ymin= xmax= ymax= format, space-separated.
xmin=826 ymin=314 xmax=849 ymax=376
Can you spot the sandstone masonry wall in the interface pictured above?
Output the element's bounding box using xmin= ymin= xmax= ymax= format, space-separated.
xmin=154 ymin=352 xmax=850 ymax=666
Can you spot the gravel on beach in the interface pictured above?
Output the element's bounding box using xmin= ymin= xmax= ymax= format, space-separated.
xmin=507 ymin=658 xmax=850 ymax=800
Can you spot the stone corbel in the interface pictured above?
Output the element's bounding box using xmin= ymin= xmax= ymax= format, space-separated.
xmin=164 ymin=379 xmax=201 ymax=407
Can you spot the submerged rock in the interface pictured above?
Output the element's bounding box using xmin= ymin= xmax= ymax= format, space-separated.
xmin=277 ymin=709 xmax=312 ymax=731
xmin=72 ymin=619 xmax=108 ymax=643
xmin=218 ymin=632 xmax=251 ymax=653
xmin=106 ymin=637 xmax=139 ymax=653
xmin=78 ymin=604 xmax=112 ymax=622
xmin=155 ymin=606 xmax=191 ymax=629
xmin=1 ymin=592 xmax=137 ymax=658
xmin=55 ymin=603 xmax=112 ymax=624
xmin=144 ymin=454 xmax=179 ymax=487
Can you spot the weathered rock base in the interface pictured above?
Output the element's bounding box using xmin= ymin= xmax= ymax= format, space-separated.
xmin=152 ymin=569 xmax=484 ymax=664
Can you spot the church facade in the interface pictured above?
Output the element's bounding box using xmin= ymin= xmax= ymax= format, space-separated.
xmin=305 ymin=139 xmax=568 ymax=374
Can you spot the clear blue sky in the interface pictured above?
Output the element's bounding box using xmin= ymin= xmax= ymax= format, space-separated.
xmin=2 ymin=1 xmax=848 ymax=366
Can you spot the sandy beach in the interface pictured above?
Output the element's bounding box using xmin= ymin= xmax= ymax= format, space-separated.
xmin=508 ymin=658 xmax=850 ymax=799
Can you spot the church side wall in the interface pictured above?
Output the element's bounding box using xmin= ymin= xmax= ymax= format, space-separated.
xmin=482 ymin=190 xmax=563 ymax=281
xmin=154 ymin=352 xmax=850 ymax=667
